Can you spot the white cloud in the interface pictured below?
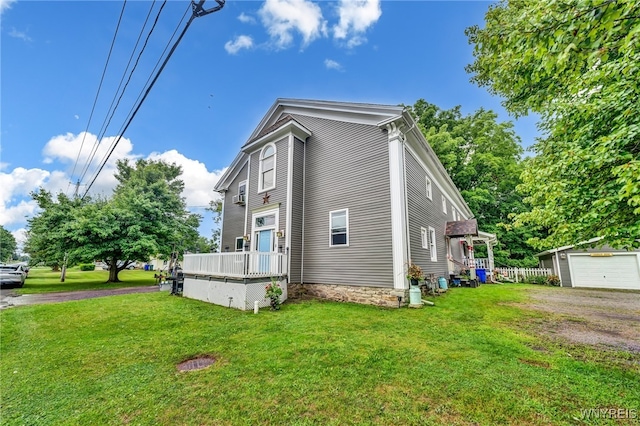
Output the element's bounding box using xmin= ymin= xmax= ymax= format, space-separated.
xmin=11 ymin=228 xmax=26 ymax=251
xmin=147 ymin=150 xmax=226 ymax=208
xmin=8 ymin=27 xmax=32 ymax=42
xmin=238 ymin=12 xmax=256 ymax=24
xmin=259 ymin=0 xmax=327 ymax=49
xmin=224 ymin=35 xmax=254 ymax=54
xmin=1 ymin=131 xmax=225 ymax=237
xmin=0 ymin=0 xmax=17 ymax=15
xmin=74 ymin=114 xmax=79 ymax=120
xmin=324 ymin=59 xmax=343 ymax=71
xmin=333 ymin=0 xmax=381 ymax=47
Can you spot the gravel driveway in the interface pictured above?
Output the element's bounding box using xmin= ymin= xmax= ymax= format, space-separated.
xmin=0 ymin=286 xmax=159 ymax=309
xmin=522 ymin=287 xmax=640 ymax=353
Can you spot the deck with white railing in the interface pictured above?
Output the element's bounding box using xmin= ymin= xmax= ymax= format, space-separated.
xmin=182 ymin=252 xmax=287 ymax=279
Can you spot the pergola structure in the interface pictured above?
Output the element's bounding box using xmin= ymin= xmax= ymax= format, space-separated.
xmin=445 ymin=219 xmax=497 ymax=280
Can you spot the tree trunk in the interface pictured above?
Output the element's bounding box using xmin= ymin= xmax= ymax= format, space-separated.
xmin=108 ymin=264 xmax=120 ymax=283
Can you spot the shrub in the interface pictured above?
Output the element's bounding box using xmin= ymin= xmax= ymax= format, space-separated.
xmin=79 ymin=264 xmax=96 ymax=271
xmin=526 ymin=275 xmax=547 ymax=285
xmin=265 ymin=278 xmax=283 ymax=311
xmin=546 ymin=275 xmax=561 ymax=286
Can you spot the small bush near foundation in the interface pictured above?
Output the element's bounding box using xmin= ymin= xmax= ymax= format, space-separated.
xmin=526 ymin=275 xmax=547 ymax=285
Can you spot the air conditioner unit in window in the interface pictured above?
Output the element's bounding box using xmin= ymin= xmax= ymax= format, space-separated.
xmin=232 ymin=194 xmax=246 ymax=205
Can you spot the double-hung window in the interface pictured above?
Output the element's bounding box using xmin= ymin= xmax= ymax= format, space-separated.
xmin=330 ymin=209 xmax=349 ymax=246
xmin=259 ymin=144 xmax=276 ymax=192
xmin=425 ymin=177 xmax=432 ymax=200
xmin=421 ymin=227 xmax=428 ymax=249
xmin=441 ymin=195 xmax=447 ymax=215
xmin=429 ymin=226 xmax=437 ymax=261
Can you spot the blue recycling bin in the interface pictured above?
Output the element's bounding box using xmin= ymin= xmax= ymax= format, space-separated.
xmin=476 ymin=268 xmax=487 ymax=283
xmin=144 ymin=264 xmax=149 ymax=271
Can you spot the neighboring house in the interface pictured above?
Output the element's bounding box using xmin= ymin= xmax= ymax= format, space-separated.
xmin=537 ymin=238 xmax=640 ymax=290
xmin=183 ymin=99 xmax=496 ymax=309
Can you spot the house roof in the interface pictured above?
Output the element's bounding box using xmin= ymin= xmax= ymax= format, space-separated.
xmin=246 ymin=114 xmax=297 ymax=145
xmin=535 ymin=237 xmax=605 ymax=257
xmin=445 ymin=220 xmax=478 ymax=237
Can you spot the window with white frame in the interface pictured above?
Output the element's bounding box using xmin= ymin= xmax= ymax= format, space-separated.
xmin=425 ymin=177 xmax=432 ymax=200
xmin=441 ymin=195 xmax=447 ymax=215
xmin=259 ymin=144 xmax=276 ymax=192
xmin=429 ymin=226 xmax=437 ymax=261
xmin=330 ymin=209 xmax=349 ymax=246
xmin=235 ymin=237 xmax=244 ymax=252
xmin=238 ymin=181 xmax=246 ymax=197
xmin=421 ymin=227 xmax=428 ymax=249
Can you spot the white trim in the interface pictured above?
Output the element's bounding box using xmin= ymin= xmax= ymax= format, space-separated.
xmin=251 ymin=207 xmax=280 ymax=252
xmin=387 ymin=122 xmax=409 ymax=290
xmin=421 ymin=227 xmax=428 ymax=249
xmin=244 ymin=158 xmax=250 ymax=237
xmin=553 ymin=253 xmax=563 ymax=286
xmin=329 ymin=208 xmax=349 ymax=247
xmin=234 ymin=237 xmax=244 ymax=252
xmin=301 ymin=140 xmax=307 ymax=282
xmin=258 ymin=143 xmax=276 ymax=193
xmin=535 ymin=236 xmax=605 ymax=257
xmin=218 ymin=197 xmax=225 ymax=253
xmin=429 ymin=226 xmax=437 ymax=262
xmin=425 ymin=176 xmax=432 ymax=201
xmin=286 ymin=133 xmax=294 ymax=270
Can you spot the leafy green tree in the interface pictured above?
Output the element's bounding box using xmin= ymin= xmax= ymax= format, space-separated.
xmin=24 ymin=190 xmax=85 ymax=273
xmin=207 ymin=199 xmax=222 ymax=252
xmin=467 ymin=0 xmax=640 ymax=249
xmin=0 ymin=226 xmax=17 ymax=262
xmin=68 ymin=159 xmax=201 ymax=282
xmin=409 ymin=99 xmax=541 ymax=266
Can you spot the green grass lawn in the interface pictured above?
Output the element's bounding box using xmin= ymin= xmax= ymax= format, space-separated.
xmin=1 ymin=284 xmax=638 ymax=425
xmin=15 ymin=267 xmax=157 ymax=294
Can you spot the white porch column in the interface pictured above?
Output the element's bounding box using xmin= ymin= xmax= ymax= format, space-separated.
xmin=466 ymin=235 xmax=476 ymax=280
xmin=487 ymin=241 xmax=495 ymax=272
xmin=387 ymin=122 xmax=409 ymax=290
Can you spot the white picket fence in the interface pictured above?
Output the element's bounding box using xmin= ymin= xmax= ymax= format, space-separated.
xmin=494 ymin=267 xmax=552 ymax=283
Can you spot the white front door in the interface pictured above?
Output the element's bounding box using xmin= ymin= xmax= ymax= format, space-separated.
xmin=251 ymin=208 xmax=279 ymax=275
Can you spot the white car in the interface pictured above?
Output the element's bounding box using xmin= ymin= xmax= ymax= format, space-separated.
xmin=0 ymin=264 xmax=27 ymax=288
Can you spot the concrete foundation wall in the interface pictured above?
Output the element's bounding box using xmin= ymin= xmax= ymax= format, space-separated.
xmin=289 ymin=283 xmax=408 ymax=308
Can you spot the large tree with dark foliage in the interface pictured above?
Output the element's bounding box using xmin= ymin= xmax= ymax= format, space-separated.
xmin=466 ymin=0 xmax=639 ymax=250
xmin=409 ymin=99 xmax=541 ymax=267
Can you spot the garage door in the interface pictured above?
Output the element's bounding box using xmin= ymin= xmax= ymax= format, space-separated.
xmin=568 ymin=254 xmax=640 ymax=290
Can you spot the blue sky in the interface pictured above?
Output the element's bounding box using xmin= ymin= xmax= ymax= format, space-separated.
xmin=1 ymin=0 xmax=540 ymax=247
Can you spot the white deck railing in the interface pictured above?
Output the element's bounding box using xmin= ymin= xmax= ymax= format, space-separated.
xmin=182 ymin=252 xmax=287 ymax=279
xmin=464 ymin=258 xmax=492 ymax=270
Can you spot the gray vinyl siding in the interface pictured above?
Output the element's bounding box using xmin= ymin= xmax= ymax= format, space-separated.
xmin=221 ymin=162 xmax=248 ymax=252
xmin=246 ymin=137 xmax=289 ymax=246
xmin=291 ymin=114 xmax=394 ymax=287
xmin=405 ymin=150 xmax=451 ymax=278
xmin=557 ymin=253 xmax=573 ymax=287
xmin=289 ymin=137 xmax=305 ymax=283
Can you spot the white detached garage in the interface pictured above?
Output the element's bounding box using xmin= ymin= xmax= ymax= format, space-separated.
xmin=537 ymin=239 xmax=640 ymax=290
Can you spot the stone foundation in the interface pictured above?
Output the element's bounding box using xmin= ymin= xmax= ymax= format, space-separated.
xmin=288 ymin=283 xmax=408 ymax=308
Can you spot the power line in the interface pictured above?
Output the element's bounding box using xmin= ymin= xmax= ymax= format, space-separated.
xmin=83 ymin=1 xmax=191 ymax=192
xmin=82 ymin=0 xmax=225 ymax=199
xmin=69 ymin=0 xmax=128 ymax=196
xmin=77 ymin=0 xmax=159 ymax=186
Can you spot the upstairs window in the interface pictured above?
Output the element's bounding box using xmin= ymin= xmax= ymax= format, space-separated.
xmin=330 ymin=209 xmax=349 ymax=246
xmin=425 ymin=177 xmax=432 ymax=200
xmin=421 ymin=227 xmax=428 ymax=249
xmin=259 ymin=144 xmax=276 ymax=192
xmin=442 ymin=195 xmax=447 ymax=215
xmin=429 ymin=226 xmax=437 ymax=261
